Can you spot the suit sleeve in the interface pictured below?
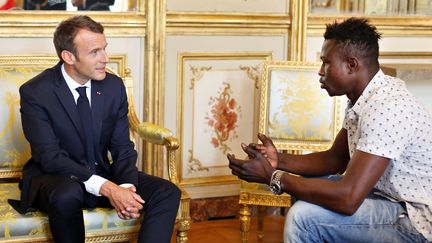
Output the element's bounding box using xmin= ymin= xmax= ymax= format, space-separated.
xmin=108 ymin=81 xmax=139 ymax=186
xmin=20 ymin=84 xmax=93 ymax=181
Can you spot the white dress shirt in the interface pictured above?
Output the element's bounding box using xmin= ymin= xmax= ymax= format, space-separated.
xmin=61 ymin=64 xmax=108 ymax=196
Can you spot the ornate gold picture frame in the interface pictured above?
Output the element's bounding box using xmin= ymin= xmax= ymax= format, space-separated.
xmin=177 ymin=52 xmax=272 ymax=186
xmin=258 ymin=60 xmax=342 ymax=151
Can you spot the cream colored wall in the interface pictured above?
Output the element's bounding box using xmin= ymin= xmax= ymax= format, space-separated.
xmin=166 ymin=0 xmax=289 ymax=13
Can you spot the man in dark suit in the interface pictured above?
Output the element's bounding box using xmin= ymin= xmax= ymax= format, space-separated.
xmin=13 ymin=15 xmax=180 ymax=243
xmin=72 ymin=0 xmax=115 ymax=10
xmin=24 ymin=0 xmax=67 ymax=10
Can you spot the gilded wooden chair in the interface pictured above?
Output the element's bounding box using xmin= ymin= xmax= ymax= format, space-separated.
xmin=238 ymin=60 xmax=342 ymax=242
xmin=0 ymin=55 xmax=190 ymax=242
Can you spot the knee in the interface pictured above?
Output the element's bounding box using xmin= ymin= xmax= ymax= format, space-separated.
xmin=48 ymin=181 xmax=84 ymax=211
xmin=284 ymin=201 xmax=321 ymax=240
xmin=158 ymin=179 xmax=181 ymax=202
xmin=286 ymin=201 xmax=309 ymax=230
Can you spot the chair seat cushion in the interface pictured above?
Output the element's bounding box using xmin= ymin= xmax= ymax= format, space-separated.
xmin=0 ymin=183 xmax=140 ymax=241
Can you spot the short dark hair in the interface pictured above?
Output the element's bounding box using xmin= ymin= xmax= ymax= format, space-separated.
xmin=53 ymin=15 xmax=104 ymax=61
xmin=324 ymin=17 xmax=381 ymax=63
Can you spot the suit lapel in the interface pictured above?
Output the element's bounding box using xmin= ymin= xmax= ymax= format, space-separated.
xmin=53 ymin=67 xmax=86 ymax=144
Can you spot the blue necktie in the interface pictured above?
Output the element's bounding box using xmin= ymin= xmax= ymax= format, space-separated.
xmin=76 ymin=87 xmax=96 ymax=172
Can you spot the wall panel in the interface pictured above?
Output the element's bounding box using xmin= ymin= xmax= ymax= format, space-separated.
xmin=165 ymin=35 xmax=288 ymax=198
xmin=167 ymin=0 xmax=289 ymax=13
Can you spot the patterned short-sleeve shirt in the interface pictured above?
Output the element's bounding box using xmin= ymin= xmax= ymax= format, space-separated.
xmin=343 ymin=70 xmax=432 ymax=241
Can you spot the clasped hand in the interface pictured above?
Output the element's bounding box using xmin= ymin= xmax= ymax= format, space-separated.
xmin=227 ymin=133 xmax=279 ymax=185
xmin=100 ymin=181 xmax=145 ymax=220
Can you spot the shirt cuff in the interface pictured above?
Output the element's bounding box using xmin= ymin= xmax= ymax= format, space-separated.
xmin=119 ymin=183 xmax=134 ymax=189
xmin=83 ymin=175 xmax=108 ymax=196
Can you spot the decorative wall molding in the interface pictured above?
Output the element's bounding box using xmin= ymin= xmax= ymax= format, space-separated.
xmin=308 ymin=15 xmax=432 ymax=36
xmin=0 ymin=12 xmax=146 ymax=37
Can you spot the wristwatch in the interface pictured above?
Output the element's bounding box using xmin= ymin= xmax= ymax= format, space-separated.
xmin=269 ymin=170 xmax=284 ymax=195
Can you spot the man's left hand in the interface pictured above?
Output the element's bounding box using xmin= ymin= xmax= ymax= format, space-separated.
xmin=99 ymin=181 xmax=145 ymax=220
xmin=227 ymin=144 xmax=275 ymax=184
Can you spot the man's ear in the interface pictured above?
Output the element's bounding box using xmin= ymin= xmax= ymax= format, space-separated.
xmin=61 ymin=50 xmax=76 ymax=65
xmin=346 ymin=57 xmax=359 ymax=74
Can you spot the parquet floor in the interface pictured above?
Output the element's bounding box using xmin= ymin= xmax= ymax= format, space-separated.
xmin=171 ymin=215 xmax=285 ymax=243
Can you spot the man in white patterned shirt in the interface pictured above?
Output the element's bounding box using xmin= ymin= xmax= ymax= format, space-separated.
xmin=228 ymin=17 xmax=431 ymax=242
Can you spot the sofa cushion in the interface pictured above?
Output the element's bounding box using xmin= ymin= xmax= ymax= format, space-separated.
xmin=0 ymin=183 xmax=141 ymax=241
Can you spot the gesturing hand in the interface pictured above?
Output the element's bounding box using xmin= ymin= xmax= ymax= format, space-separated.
xmin=100 ymin=181 xmax=145 ymax=220
xmin=248 ymin=133 xmax=279 ymax=169
xmin=227 ymin=144 xmax=275 ymax=185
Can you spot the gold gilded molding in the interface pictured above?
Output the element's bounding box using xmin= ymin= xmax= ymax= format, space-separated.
xmin=258 ymin=60 xmax=342 ymax=151
xmin=239 ymin=190 xmax=292 ymax=207
xmin=289 ymin=0 xmax=308 ymax=61
xmin=380 ymin=52 xmax=432 ymax=59
xmin=187 ymin=150 xmax=209 ymax=174
xmin=189 ymin=65 xmax=212 ymax=90
xmin=181 ymin=175 xmax=239 ymax=186
xmin=143 ymin=0 xmax=168 ymax=176
xmin=239 ymin=189 xmax=291 ymax=242
xmin=308 ymin=15 xmax=432 ymax=36
xmin=0 ymin=12 xmax=146 ymax=37
xmin=240 ymin=64 xmax=262 ymax=89
xmin=167 ymin=12 xmax=291 ymax=35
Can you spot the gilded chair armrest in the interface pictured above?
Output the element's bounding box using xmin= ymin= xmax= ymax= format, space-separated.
xmin=137 ymin=122 xmax=179 ymax=150
xmin=136 ymin=122 xmax=181 ymax=185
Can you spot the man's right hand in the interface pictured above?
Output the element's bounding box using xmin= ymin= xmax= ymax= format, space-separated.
xmin=99 ymin=181 xmax=145 ymax=220
xmin=247 ymin=133 xmax=279 ymax=169
xmin=71 ymin=0 xmax=84 ymax=7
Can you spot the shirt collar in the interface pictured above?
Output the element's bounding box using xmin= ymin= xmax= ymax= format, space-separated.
xmin=61 ymin=63 xmax=91 ymax=92
xmin=348 ymin=69 xmax=385 ymax=115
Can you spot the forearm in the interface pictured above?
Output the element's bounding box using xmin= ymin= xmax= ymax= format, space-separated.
xmin=281 ymin=174 xmax=357 ymax=215
xmin=279 ymin=150 xmax=389 ymax=215
xmin=277 ymin=129 xmax=350 ymax=176
xmin=277 ymin=150 xmax=347 ymax=176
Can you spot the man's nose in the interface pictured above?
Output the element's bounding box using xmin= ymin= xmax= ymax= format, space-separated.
xmin=101 ymin=50 xmax=109 ymax=63
xmin=318 ymin=65 xmax=324 ymax=76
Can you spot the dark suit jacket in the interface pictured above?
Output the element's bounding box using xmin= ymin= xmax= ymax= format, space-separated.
xmin=14 ymin=62 xmax=138 ymax=213
xmin=78 ymin=0 xmax=115 ymax=10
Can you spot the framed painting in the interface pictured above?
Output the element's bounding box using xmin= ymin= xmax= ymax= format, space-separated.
xmin=258 ymin=60 xmax=342 ymax=151
xmin=177 ymin=52 xmax=272 ymax=186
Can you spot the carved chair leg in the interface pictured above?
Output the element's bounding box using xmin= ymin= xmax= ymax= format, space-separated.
xmin=257 ymin=206 xmax=266 ymax=240
xmin=176 ymin=217 xmax=191 ymax=243
xmin=176 ymin=229 xmax=188 ymax=243
xmin=239 ymin=203 xmax=251 ymax=243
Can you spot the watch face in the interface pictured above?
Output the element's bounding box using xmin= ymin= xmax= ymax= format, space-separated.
xmin=269 ymin=183 xmax=281 ymax=195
